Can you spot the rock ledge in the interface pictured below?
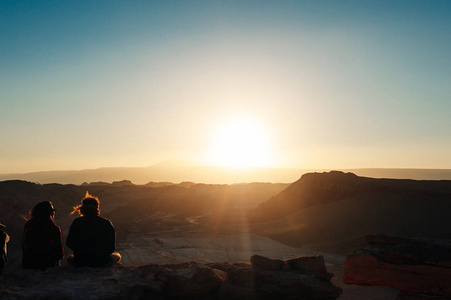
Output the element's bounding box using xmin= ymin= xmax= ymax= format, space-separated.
xmin=343 ymin=234 xmax=451 ymax=300
xmin=0 ymin=255 xmax=341 ymax=299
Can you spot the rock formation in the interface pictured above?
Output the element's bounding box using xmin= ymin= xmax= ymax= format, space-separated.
xmin=0 ymin=255 xmax=341 ymax=299
xmin=250 ymin=171 xmax=451 ymax=253
xmin=219 ymin=255 xmax=342 ymax=299
xmin=343 ymin=234 xmax=451 ymax=299
xmin=253 ymin=171 xmax=451 ymax=220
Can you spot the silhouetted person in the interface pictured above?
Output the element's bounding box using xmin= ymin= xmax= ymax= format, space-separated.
xmin=0 ymin=223 xmax=10 ymax=275
xmin=22 ymin=201 xmax=64 ymax=271
xmin=66 ymin=192 xmax=121 ymax=267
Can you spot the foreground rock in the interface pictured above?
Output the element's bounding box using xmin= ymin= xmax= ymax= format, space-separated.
xmin=0 ymin=255 xmax=341 ymax=299
xmin=343 ymin=234 xmax=451 ymax=299
xmin=219 ymin=255 xmax=342 ymax=299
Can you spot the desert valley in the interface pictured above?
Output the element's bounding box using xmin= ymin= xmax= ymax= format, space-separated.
xmin=1 ymin=171 xmax=450 ymax=299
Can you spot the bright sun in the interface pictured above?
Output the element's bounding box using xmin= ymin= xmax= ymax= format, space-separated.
xmin=208 ymin=118 xmax=271 ymax=168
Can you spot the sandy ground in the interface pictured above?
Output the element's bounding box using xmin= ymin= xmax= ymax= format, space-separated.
xmin=116 ymin=228 xmax=399 ymax=299
xmin=118 ymin=230 xmax=315 ymax=265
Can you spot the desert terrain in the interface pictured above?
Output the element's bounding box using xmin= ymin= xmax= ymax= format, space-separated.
xmin=2 ymin=171 xmax=450 ymax=298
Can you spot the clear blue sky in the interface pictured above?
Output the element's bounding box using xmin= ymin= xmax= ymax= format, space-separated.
xmin=1 ymin=0 xmax=450 ymax=173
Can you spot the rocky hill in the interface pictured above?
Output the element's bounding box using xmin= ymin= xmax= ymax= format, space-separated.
xmin=250 ymin=171 xmax=451 ymax=252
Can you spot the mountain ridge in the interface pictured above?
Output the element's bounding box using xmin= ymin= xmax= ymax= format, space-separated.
xmin=2 ymin=164 xmax=451 ymax=185
xmin=250 ymin=171 xmax=451 ymax=253
xmin=253 ymin=170 xmax=451 ymax=220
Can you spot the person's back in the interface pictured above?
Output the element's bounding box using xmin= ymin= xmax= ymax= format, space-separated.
xmin=66 ymin=215 xmax=115 ymax=267
xmin=22 ymin=202 xmax=64 ymax=271
xmin=66 ymin=192 xmax=120 ymax=267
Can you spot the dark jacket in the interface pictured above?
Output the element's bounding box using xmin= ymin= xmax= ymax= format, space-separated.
xmin=22 ymin=218 xmax=64 ymax=270
xmin=66 ymin=216 xmax=115 ymax=267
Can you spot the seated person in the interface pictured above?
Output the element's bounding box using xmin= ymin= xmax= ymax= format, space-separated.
xmin=0 ymin=223 xmax=10 ymax=275
xmin=66 ymin=192 xmax=121 ymax=267
xmin=22 ymin=201 xmax=64 ymax=271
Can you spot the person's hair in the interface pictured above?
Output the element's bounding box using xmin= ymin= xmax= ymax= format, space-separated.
xmin=31 ymin=201 xmax=55 ymax=220
xmin=71 ymin=191 xmax=100 ymax=216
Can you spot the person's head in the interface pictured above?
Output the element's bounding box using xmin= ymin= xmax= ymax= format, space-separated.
xmin=31 ymin=201 xmax=55 ymax=220
xmin=71 ymin=191 xmax=100 ymax=216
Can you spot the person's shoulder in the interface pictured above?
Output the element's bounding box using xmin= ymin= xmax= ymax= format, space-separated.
xmin=51 ymin=220 xmax=61 ymax=230
xmin=70 ymin=216 xmax=84 ymax=225
xmin=96 ymin=216 xmax=112 ymax=223
xmin=44 ymin=219 xmax=60 ymax=230
xmin=96 ymin=216 xmax=114 ymax=227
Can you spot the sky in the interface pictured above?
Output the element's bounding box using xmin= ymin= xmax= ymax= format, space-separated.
xmin=1 ymin=0 xmax=450 ymax=174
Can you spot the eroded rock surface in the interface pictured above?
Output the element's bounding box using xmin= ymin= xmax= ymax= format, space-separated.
xmin=0 ymin=255 xmax=341 ymax=299
xmin=343 ymin=234 xmax=451 ymax=299
xmin=221 ymin=255 xmax=342 ymax=299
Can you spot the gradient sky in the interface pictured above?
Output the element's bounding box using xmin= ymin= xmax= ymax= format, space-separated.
xmin=1 ymin=0 xmax=450 ymax=173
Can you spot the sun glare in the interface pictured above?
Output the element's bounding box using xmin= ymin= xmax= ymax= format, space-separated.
xmin=208 ymin=118 xmax=271 ymax=168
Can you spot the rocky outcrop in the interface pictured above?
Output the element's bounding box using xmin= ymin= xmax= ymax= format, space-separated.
xmin=343 ymin=234 xmax=451 ymax=299
xmin=0 ymin=255 xmax=341 ymax=299
xmin=253 ymin=171 xmax=451 ymax=221
xmin=220 ymin=255 xmax=342 ymax=299
xmin=250 ymin=172 xmax=451 ymax=254
xmin=155 ymin=262 xmax=224 ymax=297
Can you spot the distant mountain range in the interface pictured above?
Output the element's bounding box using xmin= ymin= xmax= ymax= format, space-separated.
xmin=1 ymin=161 xmax=451 ymax=184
